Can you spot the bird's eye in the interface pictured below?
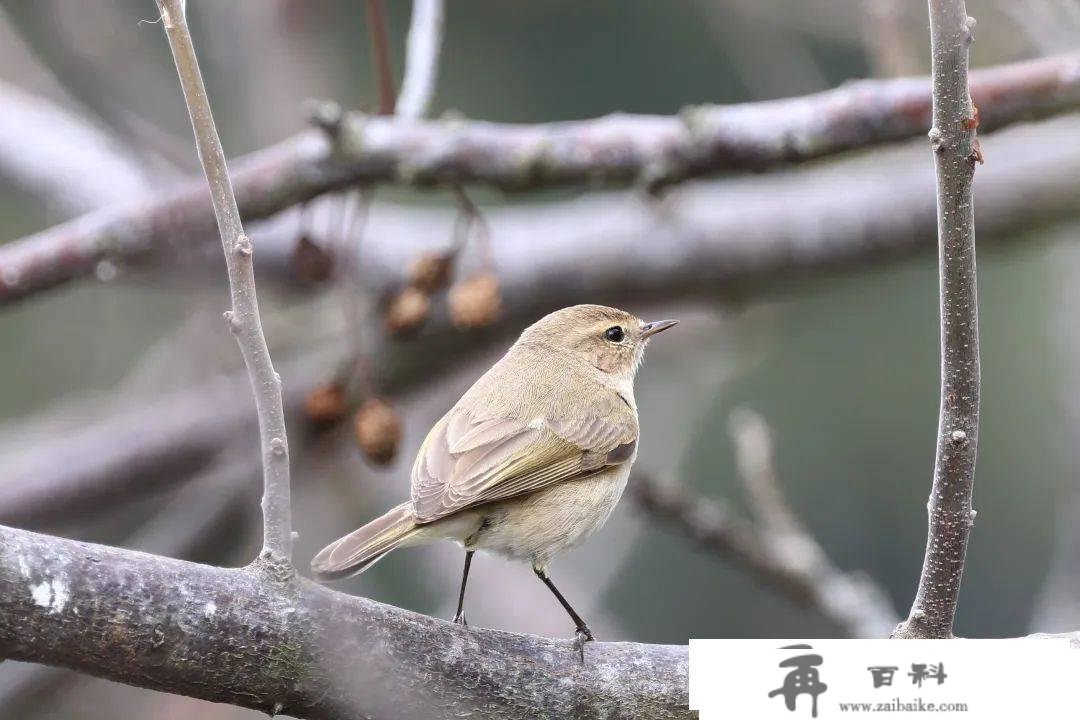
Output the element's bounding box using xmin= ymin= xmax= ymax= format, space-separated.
xmin=604 ymin=326 xmax=625 ymax=342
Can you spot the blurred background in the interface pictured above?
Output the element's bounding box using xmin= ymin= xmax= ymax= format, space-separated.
xmin=2 ymin=0 xmax=1080 ymax=717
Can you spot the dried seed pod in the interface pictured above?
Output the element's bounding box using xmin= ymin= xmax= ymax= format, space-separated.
xmin=354 ymin=398 xmax=401 ymax=466
xmin=408 ymin=251 xmax=454 ymax=294
xmin=448 ymin=272 xmax=502 ymax=330
xmin=385 ymin=286 xmax=430 ymax=336
xmin=304 ymin=383 xmax=348 ymax=425
xmin=291 ymin=235 xmax=334 ymax=284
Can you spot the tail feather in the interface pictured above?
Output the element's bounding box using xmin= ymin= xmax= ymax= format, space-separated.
xmin=311 ymin=502 xmax=418 ymax=580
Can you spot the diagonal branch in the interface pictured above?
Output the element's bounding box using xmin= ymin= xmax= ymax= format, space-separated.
xmin=156 ymin=0 xmax=293 ymax=566
xmin=0 ymin=524 xmax=690 ymax=720
xmin=634 ymin=409 xmax=899 ymax=639
xmin=892 ymin=0 xmax=981 ymax=640
xmin=1 ymin=51 xmax=1079 ymax=305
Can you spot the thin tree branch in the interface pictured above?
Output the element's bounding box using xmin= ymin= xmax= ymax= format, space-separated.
xmin=397 ymin=0 xmax=444 ymax=120
xmin=365 ymin=0 xmax=397 ymax=115
xmin=893 ymin=0 xmax=981 ymax=640
xmin=156 ymin=0 xmax=293 ymax=566
xmin=633 ymin=409 xmax=899 ymax=639
xmin=0 ymin=524 xmax=690 ymax=720
xmin=1 ymin=51 xmax=1079 ymax=305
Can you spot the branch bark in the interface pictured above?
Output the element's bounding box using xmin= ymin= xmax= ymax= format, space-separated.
xmin=0 ymin=524 xmax=689 ymax=720
xmin=893 ymin=0 xmax=981 ymax=640
xmin=156 ymin=0 xmax=293 ymax=566
xmin=2 ymin=51 xmax=1079 ymax=305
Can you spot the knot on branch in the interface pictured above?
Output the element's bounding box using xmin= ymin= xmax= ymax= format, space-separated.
xmin=928 ymin=127 xmax=945 ymax=153
xmin=222 ymin=310 xmax=242 ymax=334
xmin=307 ymin=100 xmax=344 ymax=136
xmin=233 ymin=234 xmax=253 ymax=257
xmin=250 ymin=551 xmax=296 ymax=584
xmin=270 ymin=437 xmax=287 ymax=457
xmin=962 ymin=16 xmax=977 ymax=45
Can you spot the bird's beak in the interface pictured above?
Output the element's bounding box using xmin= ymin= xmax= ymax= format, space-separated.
xmin=640 ymin=319 xmax=679 ymax=338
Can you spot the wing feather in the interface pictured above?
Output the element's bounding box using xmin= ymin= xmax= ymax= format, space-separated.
xmin=409 ymin=403 xmax=637 ymax=523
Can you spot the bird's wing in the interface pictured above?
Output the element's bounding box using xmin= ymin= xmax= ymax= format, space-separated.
xmin=410 ymin=407 xmax=637 ymax=523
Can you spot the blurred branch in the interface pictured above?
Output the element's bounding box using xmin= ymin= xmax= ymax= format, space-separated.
xmin=157 ymin=0 xmax=293 ymax=566
xmin=633 ymin=409 xmax=899 ymax=639
xmin=364 ymin=0 xmax=397 ymax=115
xmin=893 ymin=0 xmax=981 ymax=640
xmin=0 ymin=525 xmax=690 ymax=720
xmin=0 ymin=79 xmax=152 ymax=214
xmin=397 ymin=0 xmax=444 ymax=120
xmin=3 ymin=51 xmax=1080 ymax=304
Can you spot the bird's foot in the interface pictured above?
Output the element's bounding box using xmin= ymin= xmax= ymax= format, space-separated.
xmin=573 ymin=626 xmax=594 ymax=665
xmin=452 ymin=612 xmax=468 ymax=627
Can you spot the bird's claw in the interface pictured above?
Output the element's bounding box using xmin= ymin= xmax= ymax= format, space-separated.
xmin=452 ymin=612 xmax=468 ymax=627
xmin=573 ymin=626 xmax=594 ymax=665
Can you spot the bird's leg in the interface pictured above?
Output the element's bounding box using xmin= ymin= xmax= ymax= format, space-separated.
xmin=452 ymin=550 xmax=474 ymax=626
xmin=533 ymin=566 xmax=594 ymax=664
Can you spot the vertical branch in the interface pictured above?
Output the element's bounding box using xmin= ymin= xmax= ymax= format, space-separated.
xmin=155 ymin=0 xmax=293 ymax=569
xmin=396 ymin=0 xmax=444 ymax=120
xmin=893 ymin=0 xmax=980 ymax=639
xmin=365 ymin=0 xmax=397 ymax=114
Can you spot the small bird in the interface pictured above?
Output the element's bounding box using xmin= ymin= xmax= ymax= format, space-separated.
xmin=311 ymin=304 xmax=677 ymax=658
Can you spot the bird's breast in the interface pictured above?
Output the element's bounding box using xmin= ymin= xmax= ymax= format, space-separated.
xmin=466 ymin=463 xmax=633 ymax=570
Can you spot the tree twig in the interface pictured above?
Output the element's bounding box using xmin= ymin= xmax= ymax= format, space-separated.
xmin=365 ymin=0 xmax=396 ymax=115
xmin=396 ymin=0 xmax=444 ymax=120
xmin=156 ymin=0 xmax=293 ymax=567
xmin=892 ymin=0 xmax=981 ymax=640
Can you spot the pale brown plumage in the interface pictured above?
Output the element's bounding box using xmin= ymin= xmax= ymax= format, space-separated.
xmin=311 ymin=304 xmax=676 ymax=656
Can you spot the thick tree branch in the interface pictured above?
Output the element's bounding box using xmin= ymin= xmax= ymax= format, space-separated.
xmin=157 ymin=0 xmax=293 ymax=565
xmin=0 ymin=524 xmax=689 ymax=720
xmin=893 ymin=0 xmax=981 ymax=640
xmin=1 ymin=51 xmax=1079 ymax=304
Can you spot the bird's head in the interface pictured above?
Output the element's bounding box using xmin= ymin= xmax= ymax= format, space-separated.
xmin=518 ymin=304 xmax=678 ymax=379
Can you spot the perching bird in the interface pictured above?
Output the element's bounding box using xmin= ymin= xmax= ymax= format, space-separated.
xmin=311 ymin=304 xmax=677 ymax=658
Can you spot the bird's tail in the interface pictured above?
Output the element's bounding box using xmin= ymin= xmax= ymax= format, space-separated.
xmin=310 ymin=502 xmax=419 ymax=580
